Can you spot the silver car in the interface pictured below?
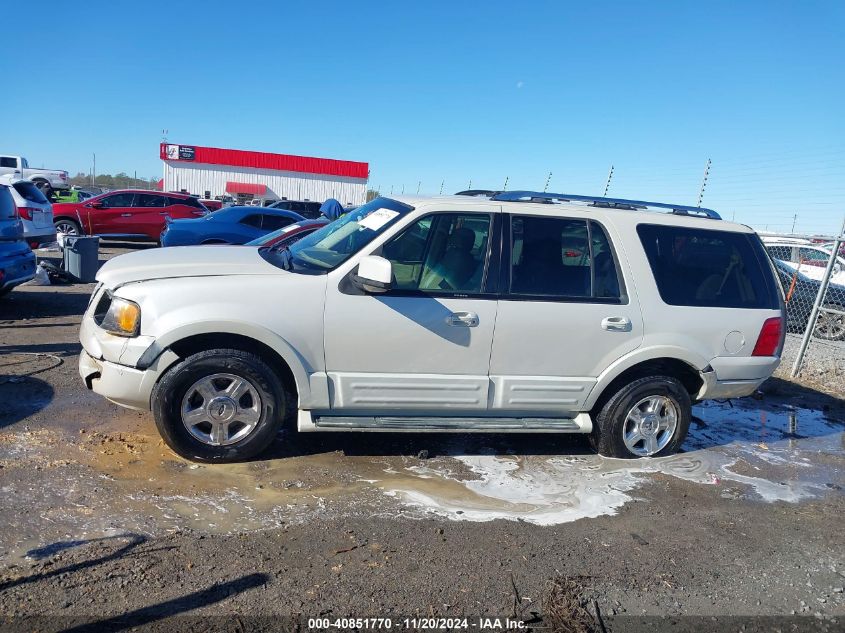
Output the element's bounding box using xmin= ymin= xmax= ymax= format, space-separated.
xmin=0 ymin=176 xmax=56 ymax=247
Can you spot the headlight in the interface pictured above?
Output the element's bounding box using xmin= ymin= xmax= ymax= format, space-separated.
xmin=100 ymin=297 xmax=141 ymax=337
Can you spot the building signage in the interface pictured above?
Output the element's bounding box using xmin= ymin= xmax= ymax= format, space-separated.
xmin=161 ymin=144 xmax=196 ymax=161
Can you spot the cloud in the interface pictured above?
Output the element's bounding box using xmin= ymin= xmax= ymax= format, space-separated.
xmin=516 ymin=81 xmax=524 ymax=89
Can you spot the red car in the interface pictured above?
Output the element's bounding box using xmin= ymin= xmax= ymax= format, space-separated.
xmin=52 ymin=190 xmax=208 ymax=241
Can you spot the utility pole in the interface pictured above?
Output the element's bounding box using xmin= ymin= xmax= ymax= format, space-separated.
xmin=791 ymin=213 xmax=798 ymax=234
xmin=543 ymin=171 xmax=552 ymax=193
xmin=416 ymin=181 xmax=421 ymax=195
xmin=697 ymin=158 xmax=711 ymax=207
xmin=439 ymin=180 xmax=444 ymax=195
xmin=92 ymin=153 xmax=96 ymax=186
xmin=502 ymin=176 xmax=509 ymax=191
xmin=468 ymin=179 xmax=472 ymax=190
xmin=603 ymin=165 xmax=614 ymax=197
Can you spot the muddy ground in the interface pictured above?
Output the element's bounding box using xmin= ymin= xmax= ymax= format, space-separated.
xmin=0 ymin=244 xmax=843 ymax=632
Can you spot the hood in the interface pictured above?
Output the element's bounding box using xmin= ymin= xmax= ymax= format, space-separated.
xmin=97 ymin=245 xmax=282 ymax=288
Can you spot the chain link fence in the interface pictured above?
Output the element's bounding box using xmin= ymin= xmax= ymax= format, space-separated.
xmin=767 ymin=219 xmax=845 ymax=394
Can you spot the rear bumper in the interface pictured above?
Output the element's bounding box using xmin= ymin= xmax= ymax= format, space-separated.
xmin=696 ymin=370 xmax=765 ymax=400
xmin=0 ymin=250 xmax=36 ymax=290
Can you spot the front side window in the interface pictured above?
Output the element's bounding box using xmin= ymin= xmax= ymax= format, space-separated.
xmin=98 ymin=193 xmax=135 ymax=208
xmin=509 ymin=216 xmax=621 ymax=300
xmin=382 ymin=213 xmax=491 ymax=294
xmin=637 ymin=224 xmax=779 ymax=309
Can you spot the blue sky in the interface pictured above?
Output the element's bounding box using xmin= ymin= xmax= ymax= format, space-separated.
xmin=3 ymin=1 xmax=843 ymax=234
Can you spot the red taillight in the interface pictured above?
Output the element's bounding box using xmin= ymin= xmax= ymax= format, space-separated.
xmin=752 ymin=317 xmax=783 ymax=356
xmin=17 ymin=207 xmax=35 ymax=221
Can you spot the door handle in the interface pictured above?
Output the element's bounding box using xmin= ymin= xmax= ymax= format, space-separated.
xmin=601 ymin=316 xmax=632 ymax=332
xmin=447 ymin=311 xmax=479 ymax=327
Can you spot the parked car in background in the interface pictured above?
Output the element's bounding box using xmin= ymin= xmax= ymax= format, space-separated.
xmin=53 ymin=189 xmax=94 ymax=204
xmin=245 ymin=218 xmax=330 ymax=247
xmin=764 ymin=239 xmax=845 ymax=286
xmin=0 ymin=176 xmax=55 ymax=248
xmin=772 ymin=258 xmax=845 ymax=341
xmin=160 ymin=206 xmax=304 ymax=246
xmin=80 ymin=192 xmax=785 ymax=463
xmin=0 ymin=155 xmax=69 ymax=196
xmin=52 ymin=190 xmax=208 ymax=241
xmin=200 ymin=199 xmax=223 ymax=212
xmin=268 ymin=199 xmax=324 ymax=219
xmin=0 ymin=184 xmax=36 ymax=297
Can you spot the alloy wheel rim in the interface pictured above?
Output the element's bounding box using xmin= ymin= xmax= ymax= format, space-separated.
xmin=816 ymin=311 xmax=845 ymax=339
xmin=622 ymin=395 xmax=678 ymax=457
xmin=180 ymin=373 xmax=262 ymax=446
xmin=55 ymin=221 xmax=78 ymax=236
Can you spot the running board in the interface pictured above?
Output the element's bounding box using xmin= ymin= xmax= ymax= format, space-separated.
xmin=300 ymin=412 xmax=592 ymax=433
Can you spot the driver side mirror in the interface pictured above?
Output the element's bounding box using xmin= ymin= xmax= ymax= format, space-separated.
xmin=352 ymin=255 xmax=392 ymax=294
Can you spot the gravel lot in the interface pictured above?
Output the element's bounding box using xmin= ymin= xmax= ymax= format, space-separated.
xmin=0 ymin=244 xmax=843 ymax=632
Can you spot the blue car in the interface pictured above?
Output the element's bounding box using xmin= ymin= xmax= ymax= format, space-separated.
xmin=0 ymin=184 xmax=36 ymax=297
xmin=160 ymin=206 xmax=305 ymax=247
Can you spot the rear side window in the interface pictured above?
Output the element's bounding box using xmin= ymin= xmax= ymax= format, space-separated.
xmin=13 ymin=181 xmax=48 ymax=204
xmin=240 ymin=214 xmax=263 ymax=228
xmin=261 ymin=214 xmax=295 ymax=231
xmin=0 ymin=157 xmax=16 ymax=168
xmin=637 ymin=224 xmax=779 ymax=309
xmin=136 ymin=193 xmax=166 ymax=208
xmin=509 ymin=216 xmax=622 ymax=301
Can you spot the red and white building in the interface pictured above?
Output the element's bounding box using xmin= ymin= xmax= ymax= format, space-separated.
xmin=160 ymin=143 xmax=369 ymax=205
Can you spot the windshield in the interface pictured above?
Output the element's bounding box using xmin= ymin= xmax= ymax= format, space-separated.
xmin=266 ymin=197 xmax=414 ymax=272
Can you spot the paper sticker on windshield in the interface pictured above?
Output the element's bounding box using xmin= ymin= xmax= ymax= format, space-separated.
xmin=358 ymin=208 xmax=399 ymax=231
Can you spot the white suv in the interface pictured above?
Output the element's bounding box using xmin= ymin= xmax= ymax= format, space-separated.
xmin=79 ymin=192 xmax=785 ymax=462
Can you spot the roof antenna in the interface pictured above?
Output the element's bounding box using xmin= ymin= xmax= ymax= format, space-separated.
xmin=603 ymin=165 xmax=614 ymax=197
xmin=697 ymin=158 xmax=711 ymax=207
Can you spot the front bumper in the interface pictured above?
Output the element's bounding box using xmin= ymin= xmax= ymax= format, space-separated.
xmin=79 ymin=346 xmax=179 ymax=411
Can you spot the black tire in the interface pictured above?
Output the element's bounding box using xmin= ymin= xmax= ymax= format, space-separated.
xmin=151 ymin=348 xmax=289 ymax=463
xmin=0 ymin=287 xmax=12 ymax=298
xmin=590 ymin=375 xmax=691 ymax=459
xmin=54 ymin=218 xmax=82 ymax=237
xmin=33 ymin=180 xmax=53 ymax=198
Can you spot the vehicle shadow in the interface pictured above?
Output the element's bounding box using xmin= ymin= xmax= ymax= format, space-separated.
xmin=0 ymin=376 xmax=54 ymax=429
xmin=58 ymin=573 xmax=269 ymax=633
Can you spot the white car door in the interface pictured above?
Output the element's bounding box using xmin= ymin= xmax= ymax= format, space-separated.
xmin=323 ymin=208 xmax=499 ymax=412
xmin=489 ymin=213 xmax=643 ymax=414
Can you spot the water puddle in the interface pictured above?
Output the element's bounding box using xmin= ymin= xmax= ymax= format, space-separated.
xmin=0 ymin=400 xmax=842 ymax=560
xmin=373 ymin=401 xmax=845 ymax=524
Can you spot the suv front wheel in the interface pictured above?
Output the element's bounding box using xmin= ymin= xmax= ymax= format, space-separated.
xmin=590 ymin=376 xmax=691 ymax=458
xmin=152 ymin=348 xmax=288 ymax=462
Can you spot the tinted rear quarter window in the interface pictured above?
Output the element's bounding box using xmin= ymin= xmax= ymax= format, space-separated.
xmin=637 ymin=224 xmax=779 ymax=309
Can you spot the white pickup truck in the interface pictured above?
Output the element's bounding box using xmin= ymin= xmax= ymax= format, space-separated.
xmin=0 ymin=154 xmax=69 ymax=196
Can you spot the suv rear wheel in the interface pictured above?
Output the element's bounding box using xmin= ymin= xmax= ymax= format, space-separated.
xmin=152 ymin=348 xmax=288 ymax=462
xmin=590 ymin=376 xmax=691 ymax=458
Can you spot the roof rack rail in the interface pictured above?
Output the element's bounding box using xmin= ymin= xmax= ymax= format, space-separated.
xmin=491 ymin=191 xmax=722 ymax=220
